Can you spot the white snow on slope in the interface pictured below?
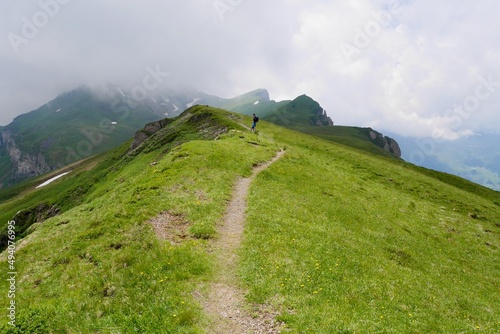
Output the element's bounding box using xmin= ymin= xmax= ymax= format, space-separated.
xmin=186 ymin=98 xmax=201 ymax=108
xmin=36 ymin=172 xmax=71 ymax=189
xmin=172 ymin=104 xmax=179 ymax=112
xmin=253 ymin=101 xmax=259 ymax=105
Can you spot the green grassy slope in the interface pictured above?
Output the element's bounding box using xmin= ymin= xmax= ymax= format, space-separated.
xmin=242 ymin=121 xmax=499 ymax=333
xmin=1 ymin=107 xmax=499 ymax=332
xmin=299 ymin=125 xmax=398 ymax=158
xmin=0 ymin=87 xmax=164 ymax=188
xmin=0 ymin=106 xmax=279 ymax=332
xmin=242 ymin=94 xmax=399 ymax=159
xmin=262 ymin=94 xmax=331 ymax=127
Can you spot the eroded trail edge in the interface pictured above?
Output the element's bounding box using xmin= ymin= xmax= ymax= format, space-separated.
xmin=201 ymin=150 xmax=285 ymax=334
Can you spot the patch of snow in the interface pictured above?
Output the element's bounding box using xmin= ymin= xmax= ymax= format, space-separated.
xmin=164 ymin=112 xmax=169 ymax=116
xmin=172 ymin=104 xmax=179 ymax=112
xmin=111 ymin=121 xmax=117 ymax=125
xmin=186 ymin=98 xmax=201 ymax=108
xmin=253 ymin=101 xmax=259 ymax=105
xmin=56 ymin=108 xmax=62 ymax=112
xmin=36 ymin=171 xmax=71 ymax=189
xmin=150 ymin=97 xmax=157 ymax=103
xmin=163 ymin=98 xmax=170 ymax=103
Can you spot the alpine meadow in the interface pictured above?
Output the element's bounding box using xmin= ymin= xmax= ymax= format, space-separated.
xmin=0 ymin=106 xmax=499 ymax=333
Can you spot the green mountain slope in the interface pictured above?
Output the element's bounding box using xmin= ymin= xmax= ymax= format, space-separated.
xmin=215 ymin=91 xmax=401 ymax=159
xmin=298 ymin=125 xmax=402 ymax=158
xmin=215 ymin=91 xmax=334 ymax=127
xmin=1 ymin=107 xmax=499 ymax=332
xmin=261 ymin=94 xmax=333 ymax=127
xmin=0 ymin=86 xmax=229 ymax=189
xmin=1 ymin=86 xmax=396 ymax=191
xmin=0 ymin=86 xmax=161 ymax=188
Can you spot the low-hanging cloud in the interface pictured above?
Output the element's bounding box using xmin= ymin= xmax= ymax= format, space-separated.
xmin=1 ymin=0 xmax=499 ymax=140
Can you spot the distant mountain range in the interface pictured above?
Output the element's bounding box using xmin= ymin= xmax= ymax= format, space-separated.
xmin=0 ymin=86 xmax=400 ymax=188
xmin=393 ymin=133 xmax=500 ymax=191
xmin=8 ymin=81 xmax=494 ymax=193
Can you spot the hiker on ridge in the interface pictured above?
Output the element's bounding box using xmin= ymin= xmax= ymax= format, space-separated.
xmin=251 ymin=114 xmax=259 ymax=132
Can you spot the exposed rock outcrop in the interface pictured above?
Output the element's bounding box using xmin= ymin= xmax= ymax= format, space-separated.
xmin=130 ymin=118 xmax=173 ymax=150
xmin=0 ymin=202 xmax=61 ymax=251
xmin=1 ymin=131 xmax=52 ymax=185
xmin=130 ymin=107 xmax=229 ymax=155
xmin=386 ymin=137 xmax=402 ymax=158
xmin=316 ymin=109 xmax=334 ymax=126
xmin=368 ymin=129 xmax=402 ymax=158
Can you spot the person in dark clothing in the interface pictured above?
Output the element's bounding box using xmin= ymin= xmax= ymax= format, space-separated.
xmin=251 ymin=114 xmax=259 ymax=132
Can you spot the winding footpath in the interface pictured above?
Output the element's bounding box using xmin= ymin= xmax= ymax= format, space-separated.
xmin=201 ymin=150 xmax=285 ymax=334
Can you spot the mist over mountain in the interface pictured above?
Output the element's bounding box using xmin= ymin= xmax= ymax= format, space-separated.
xmin=392 ymin=132 xmax=500 ymax=191
xmin=0 ymin=86 xmax=340 ymax=188
xmin=5 ymin=83 xmax=498 ymax=192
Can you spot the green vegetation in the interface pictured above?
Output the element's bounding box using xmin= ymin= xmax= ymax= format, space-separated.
xmin=1 ymin=106 xmax=499 ymax=332
xmin=0 ymin=86 xmax=161 ymax=188
xmin=214 ymin=90 xmax=331 ymax=127
xmin=262 ymin=94 xmax=331 ymax=127
xmin=242 ymin=93 xmax=400 ymax=159
xmin=0 ymin=106 xmax=278 ymax=332
xmin=299 ymin=125 xmax=398 ymax=158
xmin=242 ymin=121 xmax=500 ymax=333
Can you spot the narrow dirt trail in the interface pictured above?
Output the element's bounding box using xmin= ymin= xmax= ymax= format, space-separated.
xmin=201 ymin=150 xmax=285 ymax=334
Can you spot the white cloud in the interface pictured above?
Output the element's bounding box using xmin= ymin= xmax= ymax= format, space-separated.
xmin=0 ymin=0 xmax=499 ymax=140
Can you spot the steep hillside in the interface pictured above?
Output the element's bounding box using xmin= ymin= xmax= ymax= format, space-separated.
xmin=216 ymin=91 xmax=334 ymax=127
xmin=1 ymin=107 xmax=499 ymax=333
xmin=1 ymin=86 xmax=397 ymax=189
xmin=221 ymin=92 xmax=401 ymax=158
xmin=262 ymin=94 xmax=333 ymax=127
xmin=0 ymin=86 xmax=159 ymax=188
xmin=0 ymin=87 xmax=323 ymax=188
xmin=300 ymin=126 xmax=402 ymax=158
xmin=0 ymin=85 xmax=238 ymax=189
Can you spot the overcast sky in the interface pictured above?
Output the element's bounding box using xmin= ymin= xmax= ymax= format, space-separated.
xmin=1 ymin=0 xmax=499 ymax=140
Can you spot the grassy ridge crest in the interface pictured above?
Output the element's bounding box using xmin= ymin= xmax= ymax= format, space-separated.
xmin=0 ymin=106 xmax=499 ymax=332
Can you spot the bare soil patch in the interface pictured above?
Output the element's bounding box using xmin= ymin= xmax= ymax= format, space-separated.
xmin=148 ymin=211 xmax=191 ymax=245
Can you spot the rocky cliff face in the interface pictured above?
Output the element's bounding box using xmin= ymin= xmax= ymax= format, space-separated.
xmin=368 ymin=129 xmax=402 ymax=158
xmin=1 ymin=131 xmax=52 ymax=187
xmin=315 ymin=109 xmax=334 ymax=126
xmin=130 ymin=118 xmax=173 ymax=151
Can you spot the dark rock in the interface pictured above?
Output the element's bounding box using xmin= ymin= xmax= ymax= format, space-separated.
xmin=130 ymin=118 xmax=173 ymax=151
xmin=368 ymin=129 xmax=402 ymax=158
